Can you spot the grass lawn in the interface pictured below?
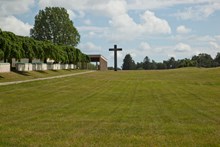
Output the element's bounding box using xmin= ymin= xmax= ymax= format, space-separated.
xmin=0 ymin=70 xmax=87 ymax=83
xmin=0 ymin=68 xmax=220 ymax=146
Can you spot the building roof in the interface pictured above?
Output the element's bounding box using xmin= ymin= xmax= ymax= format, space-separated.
xmin=88 ymin=54 xmax=108 ymax=62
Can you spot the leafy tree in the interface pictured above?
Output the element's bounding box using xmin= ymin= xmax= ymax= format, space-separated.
xmin=122 ymin=54 xmax=136 ymax=70
xmin=157 ymin=62 xmax=167 ymax=69
xmin=62 ymin=46 xmax=77 ymax=64
xmin=192 ymin=53 xmax=213 ymax=67
xmin=20 ymin=36 xmax=36 ymax=63
xmin=150 ymin=60 xmax=157 ymax=69
xmin=214 ymin=52 xmax=220 ymax=66
xmin=42 ymin=42 xmax=59 ymax=63
xmin=0 ymin=30 xmax=5 ymax=60
xmin=0 ymin=31 xmax=12 ymax=62
xmin=30 ymin=7 xmax=80 ymax=46
xmin=165 ymin=57 xmax=176 ymax=69
xmin=81 ymin=54 xmax=90 ymax=69
xmin=75 ymin=48 xmax=82 ymax=64
xmin=136 ymin=62 xmax=144 ymax=70
xmin=0 ymin=31 xmax=24 ymax=64
xmin=0 ymin=28 xmax=88 ymax=68
xmin=143 ymin=56 xmax=151 ymax=70
xmin=0 ymin=50 xmax=4 ymax=60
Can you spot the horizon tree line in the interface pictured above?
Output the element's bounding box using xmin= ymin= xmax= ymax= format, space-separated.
xmin=122 ymin=53 xmax=220 ymax=70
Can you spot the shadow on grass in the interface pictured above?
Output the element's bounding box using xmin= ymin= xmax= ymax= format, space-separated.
xmin=35 ymin=70 xmax=48 ymax=74
xmin=14 ymin=71 xmax=30 ymax=76
xmin=50 ymin=70 xmax=59 ymax=72
xmin=0 ymin=76 xmax=4 ymax=79
xmin=65 ymin=69 xmax=73 ymax=71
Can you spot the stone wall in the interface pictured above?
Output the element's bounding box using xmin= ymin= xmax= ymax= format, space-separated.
xmin=15 ymin=63 xmax=76 ymax=72
xmin=16 ymin=63 xmax=32 ymax=71
xmin=0 ymin=63 xmax=10 ymax=73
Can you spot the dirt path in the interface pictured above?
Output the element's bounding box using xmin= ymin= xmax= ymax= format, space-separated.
xmin=0 ymin=71 xmax=95 ymax=86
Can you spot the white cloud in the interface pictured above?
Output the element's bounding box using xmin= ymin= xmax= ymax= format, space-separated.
xmin=128 ymin=0 xmax=220 ymax=10
xmin=175 ymin=43 xmax=192 ymax=52
xmin=83 ymin=19 xmax=92 ymax=25
xmin=67 ymin=9 xmax=76 ymax=19
xmin=79 ymin=42 xmax=102 ymax=54
xmin=0 ymin=0 xmax=34 ymax=36
xmin=210 ymin=42 xmax=220 ymax=49
xmin=0 ymin=16 xmax=32 ymax=36
xmin=176 ymin=25 xmax=191 ymax=34
xmin=37 ymin=0 xmax=220 ymax=22
xmin=139 ymin=42 xmax=152 ymax=51
xmin=0 ymin=0 xmax=34 ymax=16
xmin=106 ymin=10 xmax=171 ymax=42
xmin=132 ymin=42 xmax=153 ymax=61
xmin=215 ymin=35 xmax=220 ymax=41
xmin=140 ymin=11 xmax=171 ymax=34
xmin=174 ymin=2 xmax=220 ymax=20
xmin=38 ymin=0 xmax=171 ymax=42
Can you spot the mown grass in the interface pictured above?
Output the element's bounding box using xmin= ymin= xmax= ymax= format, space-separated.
xmin=0 ymin=68 xmax=220 ymax=146
xmin=0 ymin=70 xmax=86 ymax=83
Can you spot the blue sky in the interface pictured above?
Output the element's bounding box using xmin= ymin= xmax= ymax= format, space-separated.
xmin=0 ymin=0 xmax=220 ymax=67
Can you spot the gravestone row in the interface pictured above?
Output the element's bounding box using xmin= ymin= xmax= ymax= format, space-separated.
xmin=0 ymin=63 xmax=77 ymax=73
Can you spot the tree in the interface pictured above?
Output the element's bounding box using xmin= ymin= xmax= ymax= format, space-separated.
xmin=122 ymin=54 xmax=136 ymax=70
xmin=157 ymin=62 xmax=167 ymax=69
xmin=214 ymin=52 xmax=220 ymax=66
xmin=0 ymin=31 xmax=24 ymax=65
xmin=20 ymin=36 xmax=36 ymax=63
xmin=150 ymin=60 xmax=157 ymax=69
xmin=42 ymin=42 xmax=60 ymax=63
xmin=143 ymin=56 xmax=151 ymax=70
xmin=192 ymin=53 xmax=213 ymax=67
xmin=166 ymin=57 xmax=176 ymax=69
xmin=0 ymin=50 xmax=4 ymax=60
xmin=136 ymin=62 xmax=144 ymax=70
xmin=30 ymin=7 xmax=80 ymax=47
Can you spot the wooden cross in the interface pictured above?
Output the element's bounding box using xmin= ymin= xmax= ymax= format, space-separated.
xmin=109 ymin=45 xmax=122 ymax=71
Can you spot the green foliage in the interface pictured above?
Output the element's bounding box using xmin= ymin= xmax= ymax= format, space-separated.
xmin=0 ymin=31 xmax=24 ymax=63
xmin=192 ymin=53 xmax=213 ymax=67
xmin=214 ymin=52 xmax=220 ymax=66
xmin=143 ymin=56 xmax=151 ymax=69
xmin=1 ymin=68 xmax=220 ymax=146
xmin=0 ymin=50 xmax=4 ymax=60
xmin=122 ymin=54 xmax=136 ymax=70
xmin=0 ymin=28 xmax=87 ymax=67
xmin=30 ymin=7 xmax=80 ymax=46
xmin=131 ymin=53 xmax=218 ymax=70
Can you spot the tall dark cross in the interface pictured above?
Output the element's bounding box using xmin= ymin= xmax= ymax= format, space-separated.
xmin=109 ymin=45 xmax=122 ymax=71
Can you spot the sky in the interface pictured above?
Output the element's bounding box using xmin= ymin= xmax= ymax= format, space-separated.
xmin=0 ymin=0 xmax=220 ymax=67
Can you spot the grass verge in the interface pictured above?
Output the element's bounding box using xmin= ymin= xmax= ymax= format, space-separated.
xmin=0 ymin=68 xmax=220 ymax=146
xmin=0 ymin=70 xmax=87 ymax=83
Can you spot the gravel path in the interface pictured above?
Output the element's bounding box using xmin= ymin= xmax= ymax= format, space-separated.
xmin=0 ymin=71 xmax=95 ymax=86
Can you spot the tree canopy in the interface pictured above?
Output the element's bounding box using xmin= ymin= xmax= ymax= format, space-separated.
xmin=122 ymin=53 xmax=220 ymax=70
xmin=30 ymin=7 xmax=80 ymax=47
xmin=0 ymin=28 xmax=89 ymax=66
xmin=122 ymin=54 xmax=136 ymax=70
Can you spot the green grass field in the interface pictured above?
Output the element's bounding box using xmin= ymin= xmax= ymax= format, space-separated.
xmin=0 ymin=68 xmax=220 ymax=146
xmin=0 ymin=69 xmax=86 ymax=83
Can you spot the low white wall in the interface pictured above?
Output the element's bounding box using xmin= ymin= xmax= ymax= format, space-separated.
xmin=47 ymin=64 xmax=61 ymax=70
xmin=61 ymin=64 xmax=69 ymax=70
xmin=12 ymin=58 xmax=42 ymax=67
xmin=16 ymin=63 xmax=32 ymax=71
xmin=69 ymin=64 xmax=74 ymax=69
xmin=0 ymin=63 xmax=10 ymax=73
xmin=33 ymin=63 xmax=47 ymax=71
xmin=4 ymin=63 xmax=77 ymax=72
